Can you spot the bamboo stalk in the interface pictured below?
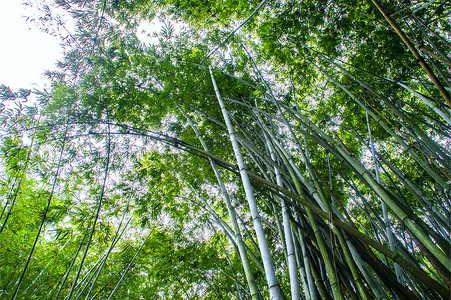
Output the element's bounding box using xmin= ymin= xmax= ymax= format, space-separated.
xmin=370 ymin=0 xmax=451 ymax=106
xmin=244 ymin=171 xmax=450 ymax=298
xmin=366 ymin=110 xmax=404 ymax=284
xmin=176 ymin=104 xmax=448 ymax=296
xmin=210 ymin=67 xmax=283 ymax=299
xmin=266 ymin=137 xmax=301 ymax=300
xmin=180 ymin=106 xmax=262 ymax=299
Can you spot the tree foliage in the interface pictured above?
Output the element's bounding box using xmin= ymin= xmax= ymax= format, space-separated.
xmin=1 ymin=0 xmax=450 ymax=299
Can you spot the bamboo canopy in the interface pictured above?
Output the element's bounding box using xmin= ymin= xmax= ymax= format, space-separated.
xmin=0 ymin=0 xmax=450 ymax=299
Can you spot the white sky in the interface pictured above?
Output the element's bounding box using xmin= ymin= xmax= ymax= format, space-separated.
xmin=0 ymin=1 xmax=167 ymax=93
xmin=0 ymin=1 xmax=62 ymax=90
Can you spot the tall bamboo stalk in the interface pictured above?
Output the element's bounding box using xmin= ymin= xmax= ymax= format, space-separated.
xmin=180 ymin=106 xmax=262 ymax=299
xmin=209 ymin=66 xmax=283 ymax=299
xmin=366 ymin=110 xmax=404 ymax=284
xmin=266 ymin=136 xmax=300 ymax=300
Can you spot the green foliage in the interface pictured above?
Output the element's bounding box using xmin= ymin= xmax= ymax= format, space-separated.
xmin=1 ymin=0 xmax=450 ymax=299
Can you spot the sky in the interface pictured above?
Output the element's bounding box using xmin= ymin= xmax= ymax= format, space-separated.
xmin=0 ymin=1 xmax=62 ymax=91
xmin=0 ymin=1 xmax=164 ymax=93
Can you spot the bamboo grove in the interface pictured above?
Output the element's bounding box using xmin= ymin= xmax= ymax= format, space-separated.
xmin=0 ymin=0 xmax=450 ymax=299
